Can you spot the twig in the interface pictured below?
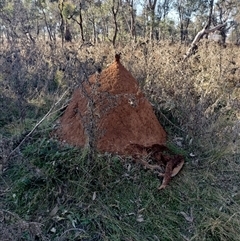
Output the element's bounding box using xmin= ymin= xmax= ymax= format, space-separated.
xmin=1 ymin=209 xmax=23 ymax=220
xmin=6 ymin=89 xmax=69 ymax=161
xmin=159 ymin=111 xmax=186 ymax=133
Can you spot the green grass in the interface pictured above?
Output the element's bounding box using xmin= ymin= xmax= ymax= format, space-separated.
xmin=1 ymin=134 xmax=240 ymax=240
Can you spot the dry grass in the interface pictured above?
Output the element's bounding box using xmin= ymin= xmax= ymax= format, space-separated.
xmin=0 ymin=39 xmax=240 ymax=240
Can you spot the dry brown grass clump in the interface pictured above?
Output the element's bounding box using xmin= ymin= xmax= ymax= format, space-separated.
xmin=119 ymin=41 xmax=240 ymax=155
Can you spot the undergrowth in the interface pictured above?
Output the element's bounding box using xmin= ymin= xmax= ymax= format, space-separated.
xmin=0 ymin=40 xmax=240 ymax=240
xmin=1 ymin=136 xmax=240 ymax=241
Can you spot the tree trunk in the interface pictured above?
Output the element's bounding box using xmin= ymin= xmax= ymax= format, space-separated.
xmin=205 ymin=0 xmax=214 ymax=39
xmin=65 ymin=22 xmax=72 ymax=42
xmin=41 ymin=7 xmax=53 ymax=42
xmin=183 ymin=0 xmax=216 ymax=60
xmin=130 ymin=1 xmax=136 ymax=42
xmin=112 ymin=0 xmax=119 ymax=47
xmin=150 ymin=9 xmax=155 ymax=41
xmin=124 ymin=0 xmax=136 ymax=42
xmin=180 ymin=21 xmax=184 ymax=43
xmin=79 ymin=2 xmax=85 ymax=42
xmin=183 ymin=22 xmax=227 ymax=60
xmin=148 ymin=0 xmax=157 ymax=41
xmin=68 ymin=2 xmax=85 ymax=43
xmin=58 ymin=1 xmax=65 ymax=47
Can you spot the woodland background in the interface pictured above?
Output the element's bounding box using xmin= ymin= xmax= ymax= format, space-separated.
xmin=0 ymin=0 xmax=240 ymax=241
xmin=0 ymin=0 xmax=240 ymax=46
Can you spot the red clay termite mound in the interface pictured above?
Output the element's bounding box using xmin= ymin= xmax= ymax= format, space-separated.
xmin=56 ymin=54 xmax=166 ymax=155
xmin=55 ymin=54 xmax=184 ymax=189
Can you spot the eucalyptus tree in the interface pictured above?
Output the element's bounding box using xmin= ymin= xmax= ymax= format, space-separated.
xmin=36 ymin=0 xmax=57 ymax=42
xmin=213 ymin=0 xmax=239 ymax=44
xmin=147 ymin=0 xmax=158 ymax=40
xmin=57 ymin=0 xmax=114 ymax=44
xmin=156 ymin=0 xmax=174 ymax=40
xmin=230 ymin=1 xmax=240 ymax=44
xmin=174 ymin=0 xmax=203 ymax=43
xmin=0 ymin=0 xmax=41 ymax=44
xmin=63 ymin=0 xmax=85 ymax=43
xmin=183 ymin=0 xmax=240 ymax=59
xmin=137 ymin=0 xmax=176 ymax=41
xmin=121 ymin=0 xmax=137 ymax=42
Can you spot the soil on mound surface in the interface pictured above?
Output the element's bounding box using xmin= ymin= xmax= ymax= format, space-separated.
xmin=55 ymin=54 xmax=167 ymax=156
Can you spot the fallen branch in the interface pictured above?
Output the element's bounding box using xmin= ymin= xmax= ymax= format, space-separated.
xmin=183 ymin=22 xmax=227 ymax=61
xmin=6 ymin=89 xmax=69 ymax=161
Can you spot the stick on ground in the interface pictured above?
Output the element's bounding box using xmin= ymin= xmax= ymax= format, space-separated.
xmin=6 ymin=89 xmax=69 ymax=161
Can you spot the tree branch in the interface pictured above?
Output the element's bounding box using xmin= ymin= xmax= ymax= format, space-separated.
xmin=183 ymin=22 xmax=228 ymax=61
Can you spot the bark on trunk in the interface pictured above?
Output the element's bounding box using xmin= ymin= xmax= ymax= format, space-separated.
xmin=183 ymin=22 xmax=227 ymax=61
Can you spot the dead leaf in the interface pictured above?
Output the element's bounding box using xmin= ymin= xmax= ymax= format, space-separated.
xmin=180 ymin=210 xmax=194 ymax=222
xmin=158 ymin=157 xmax=173 ymax=189
xmin=54 ymin=215 xmax=65 ymax=221
xmin=171 ymin=159 xmax=184 ymax=177
xmin=136 ymin=214 xmax=144 ymax=222
xmin=127 ymin=212 xmax=135 ymax=216
xmin=189 ymin=138 xmax=193 ymax=145
xmin=174 ymin=137 xmax=184 ymax=147
xmin=138 ymin=208 xmax=145 ymax=213
xmin=50 ymin=227 xmax=56 ymax=233
xmin=159 ymin=155 xmax=184 ymax=189
xmin=92 ymin=191 xmax=97 ymax=201
xmin=176 ymin=141 xmax=183 ymax=147
xmin=49 ymin=205 xmax=59 ymax=217
xmin=127 ymin=164 xmax=131 ymax=172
